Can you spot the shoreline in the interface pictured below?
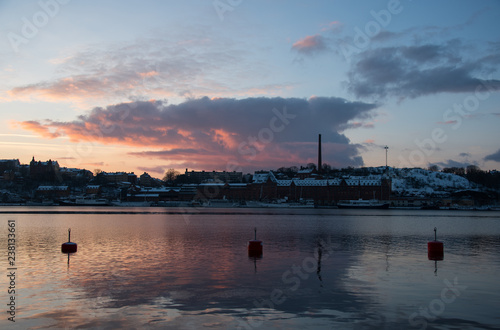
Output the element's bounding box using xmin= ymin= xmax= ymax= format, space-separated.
xmin=1 ymin=204 xmax=499 ymax=215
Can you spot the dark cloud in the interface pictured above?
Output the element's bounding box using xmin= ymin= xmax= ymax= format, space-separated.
xmin=484 ymin=149 xmax=500 ymax=162
xmin=433 ymin=159 xmax=477 ymax=169
xmin=346 ymin=42 xmax=500 ymax=100
xmin=18 ymin=97 xmax=378 ymax=171
xmin=400 ymin=44 xmax=456 ymax=64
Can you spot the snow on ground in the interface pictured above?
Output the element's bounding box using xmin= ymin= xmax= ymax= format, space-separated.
xmin=389 ymin=168 xmax=471 ymax=197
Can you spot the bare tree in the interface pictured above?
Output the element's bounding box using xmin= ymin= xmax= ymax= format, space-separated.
xmin=163 ymin=169 xmax=180 ymax=183
xmin=428 ymin=165 xmax=439 ymax=172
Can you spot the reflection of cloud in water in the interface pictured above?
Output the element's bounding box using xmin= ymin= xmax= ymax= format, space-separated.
xmin=68 ymin=228 xmax=376 ymax=325
xmin=13 ymin=211 xmax=500 ymax=328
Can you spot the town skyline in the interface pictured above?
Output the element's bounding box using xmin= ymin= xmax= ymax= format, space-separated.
xmin=1 ymin=1 xmax=500 ymax=176
xmin=4 ymin=153 xmax=497 ymax=180
xmin=3 ymin=155 xmax=498 ymax=208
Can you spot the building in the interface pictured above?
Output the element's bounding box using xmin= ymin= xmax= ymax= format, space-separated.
xmin=176 ymin=171 xmax=392 ymax=204
xmin=125 ymin=186 xmax=185 ymax=202
xmin=85 ymin=185 xmax=101 ymax=195
xmin=35 ymin=185 xmax=70 ymax=199
xmin=0 ymin=159 xmax=20 ymax=173
xmin=139 ymin=172 xmax=153 ymax=186
xmin=29 ymin=157 xmax=61 ymax=182
xmin=195 ymin=183 xmax=250 ymax=201
xmin=183 ymin=169 xmax=243 ymax=183
xmin=102 ymin=172 xmax=137 ymax=184
xmin=60 ymin=167 xmax=93 ymax=182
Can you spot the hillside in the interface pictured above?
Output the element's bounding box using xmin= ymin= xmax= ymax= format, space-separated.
xmin=388 ymin=168 xmax=473 ymax=197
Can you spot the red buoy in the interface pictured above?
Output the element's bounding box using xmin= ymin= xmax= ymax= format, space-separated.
xmin=248 ymin=227 xmax=263 ymax=256
xmin=61 ymin=228 xmax=77 ymax=253
xmin=428 ymin=227 xmax=443 ymax=260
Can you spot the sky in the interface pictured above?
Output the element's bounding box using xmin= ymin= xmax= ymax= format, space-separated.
xmin=1 ymin=0 xmax=500 ymax=178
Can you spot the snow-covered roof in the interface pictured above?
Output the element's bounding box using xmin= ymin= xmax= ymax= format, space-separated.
xmin=37 ymin=186 xmax=68 ymax=190
xmin=328 ymin=179 xmax=342 ymax=186
xmin=294 ymin=179 xmax=327 ymax=186
xmin=139 ymin=187 xmax=182 ymax=193
xmin=252 ymin=171 xmax=277 ymax=183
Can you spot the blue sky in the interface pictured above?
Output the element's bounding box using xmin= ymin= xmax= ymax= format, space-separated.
xmin=1 ymin=0 xmax=499 ymax=176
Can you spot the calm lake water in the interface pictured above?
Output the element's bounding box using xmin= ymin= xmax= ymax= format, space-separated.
xmin=1 ymin=207 xmax=499 ymax=329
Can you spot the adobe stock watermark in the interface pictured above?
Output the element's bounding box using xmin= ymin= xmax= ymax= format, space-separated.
xmin=408 ymin=277 xmax=467 ymax=329
xmin=226 ymin=106 xmax=296 ymax=173
xmin=212 ymin=0 xmax=244 ymax=21
xmin=397 ymin=78 xmax=499 ymax=168
xmin=339 ymin=0 xmax=404 ymax=62
xmin=7 ymin=0 xmax=71 ymax=53
xmin=235 ymin=237 xmax=337 ymax=329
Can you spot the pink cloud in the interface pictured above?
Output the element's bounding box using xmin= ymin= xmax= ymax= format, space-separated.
xmin=437 ymin=120 xmax=458 ymax=125
xmin=15 ymin=121 xmax=61 ymax=139
xmin=291 ymin=35 xmax=327 ymax=55
xmin=4 ymin=37 xmax=296 ymax=107
xmin=16 ymin=97 xmax=377 ymax=171
xmin=321 ymin=21 xmax=342 ymax=32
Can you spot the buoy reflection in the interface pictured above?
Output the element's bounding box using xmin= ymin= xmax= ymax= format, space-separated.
xmin=316 ymin=240 xmax=323 ymax=287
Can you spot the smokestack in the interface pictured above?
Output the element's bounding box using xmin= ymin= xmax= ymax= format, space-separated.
xmin=318 ymin=134 xmax=322 ymax=174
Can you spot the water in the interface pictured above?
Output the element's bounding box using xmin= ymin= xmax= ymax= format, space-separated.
xmin=1 ymin=207 xmax=500 ymax=329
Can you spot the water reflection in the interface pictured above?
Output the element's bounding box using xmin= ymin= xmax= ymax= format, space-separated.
xmin=2 ymin=209 xmax=500 ymax=329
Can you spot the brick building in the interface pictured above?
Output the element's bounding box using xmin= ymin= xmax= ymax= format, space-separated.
xmin=192 ymin=171 xmax=391 ymax=203
xmin=123 ymin=171 xmax=392 ymax=204
xmin=36 ymin=186 xmax=70 ymax=198
xmin=183 ymin=169 xmax=243 ymax=183
xmin=103 ymin=172 xmax=137 ymax=184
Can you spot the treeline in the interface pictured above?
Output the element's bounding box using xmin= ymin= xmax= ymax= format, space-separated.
xmin=439 ymin=165 xmax=500 ymax=189
xmin=275 ymin=163 xmax=380 ymax=178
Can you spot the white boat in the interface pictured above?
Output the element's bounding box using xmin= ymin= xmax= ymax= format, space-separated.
xmin=337 ymin=199 xmax=389 ymax=209
xmin=111 ymin=201 xmax=153 ymax=207
xmin=59 ymin=198 xmax=111 ymax=206
xmin=202 ymin=199 xmax=238 ymax=208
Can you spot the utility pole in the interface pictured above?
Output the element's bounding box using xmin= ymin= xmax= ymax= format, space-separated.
xmin=318 ymin=134 xmax=322 ymax=175
xmin=384 ymin=146 xmax=389 ymax=169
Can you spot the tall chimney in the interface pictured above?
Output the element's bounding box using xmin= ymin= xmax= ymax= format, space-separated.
xmin=318 ymin=134 xmax=322 ymax=174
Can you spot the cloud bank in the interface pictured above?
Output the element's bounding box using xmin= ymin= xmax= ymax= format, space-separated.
xmin=485 ymin=149 xmax=500 ymax=163
xmin=17 ymin=96 xmax=378 ymax=171
xmin=346 ymin=42 xmax=500 ymax=100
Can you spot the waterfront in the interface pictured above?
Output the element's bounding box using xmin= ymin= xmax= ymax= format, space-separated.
xmin=1 ymin=207 xmax=499 ymax=329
